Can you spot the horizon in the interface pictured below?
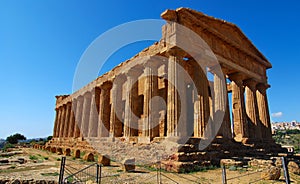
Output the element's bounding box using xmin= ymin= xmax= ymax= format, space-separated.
xmin=1 ymin=0 xmax=299 ymax=139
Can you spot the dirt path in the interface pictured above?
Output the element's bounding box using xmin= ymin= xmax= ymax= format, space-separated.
xmin=0 ymin=148 xmax=299 ymax=183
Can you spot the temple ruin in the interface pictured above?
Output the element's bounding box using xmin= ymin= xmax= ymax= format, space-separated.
xmin=46 ymin=8 xmax=282 ymax=172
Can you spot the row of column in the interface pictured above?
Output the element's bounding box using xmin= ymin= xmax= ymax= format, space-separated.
xmin=53 ymin=53 xmax=273 ymax=143
xmin=230 ymin=74 xmax=272 ymax=142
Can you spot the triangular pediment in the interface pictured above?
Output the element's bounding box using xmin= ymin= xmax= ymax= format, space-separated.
xmin=162 ymin=8 xmax=271 ymax=68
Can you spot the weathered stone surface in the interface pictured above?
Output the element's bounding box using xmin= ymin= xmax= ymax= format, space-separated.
xmin=98 ymin=155 xmax=110 ymax=166
xmin=220 ymin=159 xmax=243 ymax=167
xmin=261 ymin=166 xmax=281 ymax=180
xmin=288 ymin=161 xmax=300 ymax=175
xmin=121 ymin=158 xmax=135 ymax=172
xmin=63 ymin=149 xmax=71 ymax=156
xmin=83 ymin=152 xmax=94 ymax=162
xmin=73 ymin=150 xmax=80 ymax=158
xmin=249 ymin=159 xmax=273 ymax=168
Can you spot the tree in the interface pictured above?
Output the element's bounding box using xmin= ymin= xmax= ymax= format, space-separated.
xmin=47 ymin=136 xmax=53 ymax=141
xmin=6 ymin=133 xmax=26 ymax=144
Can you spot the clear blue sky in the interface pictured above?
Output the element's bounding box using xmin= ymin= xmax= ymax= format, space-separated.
xmin=0 ymin=0 xmax=299 ymax=139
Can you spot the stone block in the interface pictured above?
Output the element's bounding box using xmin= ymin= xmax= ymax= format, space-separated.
xmin=121 ymin=158 xmax=135 ymax=172
xmin=220 ymin=159 xmax=243 ymax=167
xmin=83 ymin=152 xmax=95 ymax=162
xmin=98 ymin=154 xmax=110 ymax=166
xmin=261 ymin=166 xmax=281 ymax=180
xmin=288 ymin=161 xmax=300 ymax=175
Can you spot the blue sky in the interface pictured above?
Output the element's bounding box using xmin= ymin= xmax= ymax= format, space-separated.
xmin=0 ymin=0 xmax=299 ymax=138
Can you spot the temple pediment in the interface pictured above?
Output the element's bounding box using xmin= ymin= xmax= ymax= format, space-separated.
xmin=161 ymin=8 xmax=272 ymax=69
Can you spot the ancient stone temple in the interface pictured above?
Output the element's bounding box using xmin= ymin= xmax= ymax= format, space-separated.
xmin=46 ymin=8 xmax=282 ymax=172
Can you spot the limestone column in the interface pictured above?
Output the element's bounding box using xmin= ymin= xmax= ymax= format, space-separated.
xmin=230 ymin=75 xmax=249 ymax=142
xmin=74 ymin=96 xmax=84 ymax=138
xmin=53 ymin=108 xmax=60 ymax=138
xmin=124 ymin=71 xmax=140 ymax=137
xmin=98 ymin=82 xmax=112 ymax=137
xmin=193 ymin=63 xmax=210 ymax=138
xmin=245 ymin=80 xmax=262 ymax=141
xmin=256 ymin=83 xmax=272 ymax=141
xmin=214 ymin=72 xmax=232 ymax=139
xmin=59 ymin=105 xmax=66 ymax=138
xmin=110 ymin=75 xmax=126 ymax=137
xmin=81 ymin=92 xmax=92 ymax=137
xmin=143 ymin=64 xmax=159 ymax=140
xmin=166 ymin=50 xmax=183 ymax=137
xmin=88 ymin=88 xmax=100 ymax=137
xmin=63 ymin=102 xmax=71 ymax=137
xmin=68 ymin=99 xmax=76 ymax=138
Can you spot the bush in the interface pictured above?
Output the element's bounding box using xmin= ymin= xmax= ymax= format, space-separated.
xmin=2 ymin=143 xmax=15 ymax=151
xmin=29 ymin=155 xmax=39 ymax=160
xmin=47 ymin=136 xmax=53 ymax=141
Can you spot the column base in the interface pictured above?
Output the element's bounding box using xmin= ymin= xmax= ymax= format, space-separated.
xmin=138 ymin=137 xmax=151 ymax=143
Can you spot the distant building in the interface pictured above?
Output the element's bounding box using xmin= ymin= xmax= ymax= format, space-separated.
xmin=272 ymin=121 xmax=300 ymax=133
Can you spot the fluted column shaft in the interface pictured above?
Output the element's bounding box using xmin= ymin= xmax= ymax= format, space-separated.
xmin=167 ymin=53 xmax=181 ymax=137
xmin=81 ymin=93 xmax=92 ymax=137
xmin=193 ymin=64 xmax=210 ymax=138
xmin=59 ymin=105 xmax=66 ymax=138
xmin=53 ymin=108 xmax=60 ymax=138
xmin=88 ymin=88 xmax=100 ymax=137
xmin=110 ymin=76 xmax=125 ymax=137
xmin=214 ymin=73 xmax=232 ymax=139
xmin=63 ymin=102 xmax=71 ymax=137
xmin=231 ymin=78 xmax=249 ymax=141
xmin=245 ymin=80 xmax=262 ymax=141
xmin=257 ymin=84 xmax=272 ymax=141
xmin=143 ymin=65 xmax=159 ymax=139
xmin=74 ymin=96 xmax=84 ymax=138
xmin=68 ymin=100 xmax=76 ymax=138
xmin=124 ymin=73 xmax=139 ymax=137
xmin=98 ymin=84 xmax=112 ymax=137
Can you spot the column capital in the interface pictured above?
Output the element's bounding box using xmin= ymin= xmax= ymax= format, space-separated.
xmin=112 ymin=74 xmax=127 ymax=84
xmin=100 ymin=81 xmax=113 ymax=90
xmin=257 ymin=83 xmax=270 ymax=91
xmin=83 ymin=91 xmax=92 ymax=99
xmin=228 ymin=72 xmax=248 ymax=83
xmin=125 ymin=67 xmax=143 ymax=78
xmin=244 ymin=79 xmax=258 ymax=90
xmin=165 ymin=47 xmax=186 ymax=58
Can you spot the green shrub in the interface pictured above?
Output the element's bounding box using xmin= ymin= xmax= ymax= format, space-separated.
xmin=29 ymin=155 xmax=39 ymax=160
xmin=2 ymin=143 xmax=15 ymax=151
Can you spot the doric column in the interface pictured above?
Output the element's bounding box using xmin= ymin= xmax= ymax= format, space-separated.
xmin=63 ymin=102 xmax=71 ymax=137
xmin=124 ymin=70 xmax=140 ymax=137
xmin=74 ymin=96 xmax=84 ymax=138
xmin=166 ymin=50 xmax=183 ymax=137
xmin=143 ymin=64 xmax=159 ymax=140
xmin=68 ymin=99 xmax=76 ymax=138
xmin=88 ymin=88 xmax=100 ymax=137
xmin=256 ymin=83 xmax=272 ymax=141
xmin=59 ymin=105 xmax=66 ymax=138
xmin=110 ymin=75 xmax=126 ymax=137
xmin=98 ymin=82 xmax=112 ymax=137
xmin=53 ymin=108 xmax=60 ymax=138
xmin=214 ymin=72 xmax=232 ymax=140
xmin=81 ymin=92 xmax=92 ymax=137
xmin=193 ymin=63 xmax=210 ymax=138
xmin=230 ymin=74 xmax=249 ymax=142
xmin=245 ymin=80 xmax=262 ymax=141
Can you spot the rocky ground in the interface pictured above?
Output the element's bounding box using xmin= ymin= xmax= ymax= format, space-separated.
xmin=0 ymin=148 xmax=300 ymax=183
